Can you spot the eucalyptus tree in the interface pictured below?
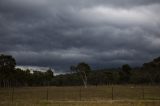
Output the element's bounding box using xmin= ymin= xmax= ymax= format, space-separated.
xmin=0 ymin=54 xmax=16 ymax=87
xmin=70 ymin=62 xmax=91 ymax=88
xmin=119 ymin=64 xmax=131 ymax=83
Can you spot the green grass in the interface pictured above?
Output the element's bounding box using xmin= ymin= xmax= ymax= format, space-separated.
xmin=0 ymin=85 xmax=160 ymax=106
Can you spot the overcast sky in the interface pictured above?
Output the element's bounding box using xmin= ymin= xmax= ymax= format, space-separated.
xmin=0 ymin=0 xmax=160 ymax=72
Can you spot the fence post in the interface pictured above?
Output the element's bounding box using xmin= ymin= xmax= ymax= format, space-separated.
xmin=46 ymin=82 xmax=49 ymax=101
xmin=142 ymin=86 xmax=144 ymax=100
xmin=11 ymin=87 xmax=14 ymax=104
xmin=46 ymin=87 xmax=48 ymax=101
xmin=79 ymin=86 xmax=82 ymax=101
xmin=112 ymin=86 xmax=114 ymax=100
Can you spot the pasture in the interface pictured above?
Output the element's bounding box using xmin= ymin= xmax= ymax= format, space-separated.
xmin=0 ymin=85 xmax=160 ymax=106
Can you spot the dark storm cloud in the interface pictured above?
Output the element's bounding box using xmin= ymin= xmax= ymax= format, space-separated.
xmin=0 ymin=0 xmax=160 ymax=72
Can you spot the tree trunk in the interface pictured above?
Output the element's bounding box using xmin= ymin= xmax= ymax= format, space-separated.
xmin=79 ymin=72 xmax=88 ymax=88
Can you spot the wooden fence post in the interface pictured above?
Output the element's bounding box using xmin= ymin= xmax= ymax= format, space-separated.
xmin=79 ymin=86 xmax=82 ymax=101
xmin=46 ymin=82 xmax=49 ymax=101
xmin=112 ymin=86 xmax=114 ymax=100
xmin=46 ymin=87 xmax=48 ymax=101
xmin=142 ymin=87 xmax=144 ymax=99
xmin=11 ymin=87 xmax=14 ymax=103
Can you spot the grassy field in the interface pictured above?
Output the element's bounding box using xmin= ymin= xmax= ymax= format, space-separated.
xmin=0 ymin=85 xmax=160 ymax=106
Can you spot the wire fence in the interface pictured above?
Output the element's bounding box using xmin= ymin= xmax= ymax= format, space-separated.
xmin=0 ymin=86 xmax=160 ymax=104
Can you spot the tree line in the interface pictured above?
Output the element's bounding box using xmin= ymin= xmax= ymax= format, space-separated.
xmin=0 ymin=54 xmax=53 ymax=87
xmin=47 ymin=56 xmax=160 ymax=86
xmin=0 ymin=54 xmax=160 ymax=87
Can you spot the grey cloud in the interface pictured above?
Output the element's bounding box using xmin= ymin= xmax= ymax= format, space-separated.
xmin=0 ymin=0 xmax=160 ymax=71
